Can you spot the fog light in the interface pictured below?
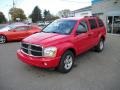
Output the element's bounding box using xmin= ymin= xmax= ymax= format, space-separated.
xmin=44 ymin=62 xmax=47 ymax=66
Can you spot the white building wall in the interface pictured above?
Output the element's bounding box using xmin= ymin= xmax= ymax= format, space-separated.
xmin=75 ymin=11 xmax=92 ymax=17
xmin=92 ymin=0 xmax=120 ymax=25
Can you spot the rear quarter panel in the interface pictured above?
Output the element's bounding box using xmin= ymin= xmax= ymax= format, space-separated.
xmin=27 ymin=26 xmax=41 ymax=35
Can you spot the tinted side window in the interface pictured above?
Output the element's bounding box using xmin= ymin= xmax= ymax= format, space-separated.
xmin=98 ymin=19 xmax=104 ymax=27
xmin=26 ymin=26 xmax=31 ymax=30
xmin=76 ymin=21 xmax=88 ymax=34
xmin=89 ymin=19 xmax=97 ymax=30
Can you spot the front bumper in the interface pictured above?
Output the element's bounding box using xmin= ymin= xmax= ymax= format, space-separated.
xmin=17 ymin=49 xmax=60 ymax=68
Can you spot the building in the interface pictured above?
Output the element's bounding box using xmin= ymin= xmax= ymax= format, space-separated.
xmin=69 ymin=6 xmax=92 ymax=18
xmin=92 ymin=0 xmax=120 ymax=34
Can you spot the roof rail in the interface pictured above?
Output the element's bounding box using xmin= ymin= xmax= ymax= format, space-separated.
xmin=84 ymin=16 xmax=89 ymax=18
xmin=84 ymin=15 xmax=99 ymax=18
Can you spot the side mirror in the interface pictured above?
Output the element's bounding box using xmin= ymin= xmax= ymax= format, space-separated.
xmin=10 ymin=29 xmax=16 ymax=32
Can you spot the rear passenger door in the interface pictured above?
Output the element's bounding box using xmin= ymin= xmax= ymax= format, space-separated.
xmin=88 ymin=18 xmax=99 ymax=46
xmin=27 ymin=26 xmax=39 ymax=36
xmin=14 ymin=26 xmax=29 ymax=39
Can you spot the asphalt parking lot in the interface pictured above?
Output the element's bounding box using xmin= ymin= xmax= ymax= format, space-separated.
xmin=0 ymin=34 xmax=120 ymax=90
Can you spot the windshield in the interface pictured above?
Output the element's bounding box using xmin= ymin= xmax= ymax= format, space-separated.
xmin=42 ymin=19 xmax=77 ymax=34
xmin=0 ymin=24 xmax=17 ymax=31
xmin=0 ymin=26 xmax=11 ymax=31
xmin=8 ymin=24 xmax=18 ymax=29
xmin=0 ymin=23 xmax=27 ymax=31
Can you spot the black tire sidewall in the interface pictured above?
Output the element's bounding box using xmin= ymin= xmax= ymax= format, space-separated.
xmin=0 ymin=35 xmax=6 ymax=43
xmin=58 ymin=50 xmax=74 ymax=73
xmin=95 ymin=39 xmax=104 ymax=52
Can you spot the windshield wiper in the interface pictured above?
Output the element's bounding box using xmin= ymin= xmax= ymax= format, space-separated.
xmin=51 ymin=31 xmax=59 ymax=33
xmin=41 ymin=31 xmax=50 ymax=33
xmin=42 ymin=31 xmax=66 ymax=34
xmin=42 ymin=31 xmax=59 ymax=33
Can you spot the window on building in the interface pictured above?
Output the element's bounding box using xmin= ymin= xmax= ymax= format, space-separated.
xmin=89 ymin=19 xmax=97 ymax=29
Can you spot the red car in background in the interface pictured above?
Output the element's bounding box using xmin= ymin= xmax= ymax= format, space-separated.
xmin=0 ymin=23 xmax=41 ymax=43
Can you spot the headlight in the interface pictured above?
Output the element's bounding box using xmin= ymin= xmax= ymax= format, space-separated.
xmin=44 ymin=47 xmax=57 ymax=57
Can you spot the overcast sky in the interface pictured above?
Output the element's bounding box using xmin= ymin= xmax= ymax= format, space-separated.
xmin=0 ymin=0 xmax=91 ymax=19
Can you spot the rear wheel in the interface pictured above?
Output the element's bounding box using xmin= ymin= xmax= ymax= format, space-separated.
xmin=0 ymin=35 xmax=6 ymax=44
xmin=57 ymin=50 xmax=74 ymax=73
xmin=94 ymin=39 xmax=104 ymax=52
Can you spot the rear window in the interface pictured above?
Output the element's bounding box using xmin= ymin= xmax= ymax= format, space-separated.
xmin=89 ymin=19 xmax=97 ymax=30
xmin=98 ymin=19 xmax=104 ymax=27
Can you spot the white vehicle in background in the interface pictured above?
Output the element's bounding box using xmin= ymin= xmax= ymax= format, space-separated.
xmin=37 ymin=21 xmax=45 ymax=26
xmin=44 ymin=21 xmax=50 ymax=26
xmin=37 ymin=21 xmax=50 ymax=29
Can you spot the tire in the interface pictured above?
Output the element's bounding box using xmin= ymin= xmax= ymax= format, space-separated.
xmin=94 ymin=39 xmax=104 ymax=52
xmin=57 ymin=50 xmax=74 ymax=73
xmin=0 ymin=35 xmax=6 ymax=44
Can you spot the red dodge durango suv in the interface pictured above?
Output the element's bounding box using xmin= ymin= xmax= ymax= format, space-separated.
xmin=17 ymin=16 xmax=106 ymax=73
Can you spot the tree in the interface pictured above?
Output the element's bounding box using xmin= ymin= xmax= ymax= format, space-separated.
xmin=58 ymin=9 xmax=71 ymax=18
xmin=30 ymin=6 xmax=42 ymax=23
xmin=9 ymin=8 xmax=26 ymax=21
xmin=43 ymin=9 xmax=48 ymax=18
xmin=43 ymin=10 xmax=59 ymax=21
xmin=43 ymin=10 xmax=51 ymax=21
xmin=49 ymin=15 xmax=59 ymax=21
xmin=0 ymin=11 xmax=7 ymax=23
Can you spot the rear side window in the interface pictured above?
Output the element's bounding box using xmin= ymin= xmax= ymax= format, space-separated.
xmin=98 ymin=19 xmax=104 ymax=27
xmin=15 ymin=26 xmax=28 ymax=31
xmin=89 ymin=19 xmax=97 ymax=30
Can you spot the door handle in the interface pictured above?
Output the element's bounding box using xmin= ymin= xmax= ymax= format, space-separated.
xmin=88 ymin=33 xmax=93 ymax=36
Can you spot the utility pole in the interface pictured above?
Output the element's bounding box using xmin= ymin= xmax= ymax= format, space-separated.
xmin=13 ymin=0 xmax=15 ymax=8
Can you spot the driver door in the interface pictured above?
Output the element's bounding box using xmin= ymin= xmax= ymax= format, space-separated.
xmin=7 ymin=26 xmax=28 ymax=41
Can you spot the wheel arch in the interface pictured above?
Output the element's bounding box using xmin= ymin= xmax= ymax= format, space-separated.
xmin=65 ymin=48 xmax=76 ymax=56
xmin=100 ymin=35 xmax=105 ymax=41
xmin=0 ymin=34 xmax=7 ymax=42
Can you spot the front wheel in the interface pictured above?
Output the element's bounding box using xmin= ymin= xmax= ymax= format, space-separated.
xmin=57 ymin=50 xmax=74 ymax=73
xmin=0 ymin=35 xmax=6 ymax=44
xmin=94 ymin=39 xmax=104 ymax=52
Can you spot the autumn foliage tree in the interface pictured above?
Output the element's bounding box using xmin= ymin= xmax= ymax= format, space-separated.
xmin=9 ymin=8 xmax=26 ymax=21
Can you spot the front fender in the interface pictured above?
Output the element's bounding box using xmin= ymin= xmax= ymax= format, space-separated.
xmin=55 ymin=42 xmax=76 ymax=57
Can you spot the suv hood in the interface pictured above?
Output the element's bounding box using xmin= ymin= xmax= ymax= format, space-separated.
xmin=23 ymin=32 xmax=69 ymax=46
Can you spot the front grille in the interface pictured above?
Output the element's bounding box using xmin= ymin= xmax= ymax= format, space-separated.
xmin=21 ymin=42 xmax=43 ymax=57
xmin=31 ymin=45 xmax=42 ymax=51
